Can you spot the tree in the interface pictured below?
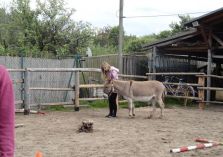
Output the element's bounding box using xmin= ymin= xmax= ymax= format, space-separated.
xmin=0 ymin=0 xmax=193 ymax=57
xmin=0 ymin=8 xmax=11 ymax=52
xmin=154 ymin=15 xmax=192 ymax=40
xmin=10 ymin=0 xmax=41 ymax=56
xmin=93 ymin=26 xmax=120 ymax=48
xmin=169 ymin=15 xmax=191 ymax=34
xmin=156 ymin=30 xmax=172 ymax=39
xmin=35 ymin=0 xmax=95 ymax=56
xmin=35 ymin=0 xmax=75 ymax=56
xmin=124 ymin=35 xmax=157 ymax=53
xmin=67 ymin=21 xmax=94 ymax=55
xmin=91 ymin=25 xmax=121 ymax=55
xmin=108 ymin=26 xmax=119 ymax=47
xmin=93 ymin=26 xmax=111 ymax=47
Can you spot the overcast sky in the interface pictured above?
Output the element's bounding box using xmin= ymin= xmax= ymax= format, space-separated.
xmin=1 ymin=0 xmax=222 ymax=36
xmin=66 ymin=0 xmax=222 ymax=36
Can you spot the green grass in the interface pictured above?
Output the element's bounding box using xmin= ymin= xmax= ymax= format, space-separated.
xmin=87 ymin=99 xmax=176 ymax=109
xmin=43 ymin=98 xmax=196 ymax=112
xmin=164 ymin=98 xmax=183 ymax=108
xmin=119 ymin=101 xmax=148 ymax=108
xmin=87 ymin=100 xmax=108 ymax=108
xmin=119 ymin=101 xmax=128 ymax=108
xmin=164 ymin=98 xmax=197 ymax=108
xmin=87 ymin=100 xmax=149 ymax=109
xmin=45 ymin=105 xmax=72 ymax=111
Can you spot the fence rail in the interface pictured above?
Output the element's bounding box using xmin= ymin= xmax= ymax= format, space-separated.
xmin=26 ymin=68 xmax=101 ymax=72
xmin=29 ymin=87 xmax=74 ymax=91
xmin=3 ymin=54 xmax=149 ymax=108
xmin=119 ymin=74 xmax=148 ymax=79
xmin=9 ymin=68 xmax=213 ymax=115
xmin=195 ymin=75 xmax=223 ymax=104
xmin=146 ymin=72 xmax=205 ymax=76
xmin=8 ymin=66 xmax=223 ymax=115
xmin=147 ymin=72 xmax=206 ymax=109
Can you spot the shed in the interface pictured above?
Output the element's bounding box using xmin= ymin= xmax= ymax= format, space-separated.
xmin=142 ymin=7 xmax=223 ymax=103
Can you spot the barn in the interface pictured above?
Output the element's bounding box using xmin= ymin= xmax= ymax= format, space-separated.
xmin=142 ymin=7 xmax=223 ymax=104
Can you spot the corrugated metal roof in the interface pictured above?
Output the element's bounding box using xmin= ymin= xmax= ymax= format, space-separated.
xmin=142 ymin=28 xmax=197 ymax=50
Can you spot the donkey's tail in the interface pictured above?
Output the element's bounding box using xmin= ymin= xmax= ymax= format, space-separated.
xmin=162 ymin=87 xmax=167 ymax=102
xmin=129 ymin=80 xmax=134 ymax=97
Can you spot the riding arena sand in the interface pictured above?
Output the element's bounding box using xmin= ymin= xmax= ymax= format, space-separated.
xmin=15 ymin=105 xmax=223 ymax=157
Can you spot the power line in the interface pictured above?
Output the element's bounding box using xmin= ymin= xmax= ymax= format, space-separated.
xmin=123 ymin=11 xmax=210 ymax=18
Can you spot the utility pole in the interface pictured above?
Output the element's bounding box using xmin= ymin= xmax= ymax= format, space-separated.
xmin=118 ymin=0 xmax=124 ymax=74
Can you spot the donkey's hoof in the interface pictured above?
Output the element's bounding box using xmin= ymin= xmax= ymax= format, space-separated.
xmin=133 ymin=114 xmax=136 ymax=117
xmin=147 ymin=115 xmax=152 ymax=119
xmin=128 ymin=115 xmax=134 ymax=119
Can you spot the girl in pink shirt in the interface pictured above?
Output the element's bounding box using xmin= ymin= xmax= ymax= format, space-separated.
xmin=0 ymin=65 xmax=15 ymax=157
xmin=101 ymin=62 xmax=119 ymax=118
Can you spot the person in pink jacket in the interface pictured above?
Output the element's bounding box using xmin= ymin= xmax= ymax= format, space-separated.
xmin=101 ymin=62 xmax=119 ymax=118
xmin=0 ymin=65 xmax=15 ymax=157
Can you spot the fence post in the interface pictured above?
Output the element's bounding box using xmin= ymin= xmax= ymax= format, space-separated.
xmin=20 ymin=54 xmax=25 ymax=108
xmin=64 ymin=57 xmax=76 ymax=102
xmin=74 ymin=71 xmax=80 ymax=111
xmin=23 ymin=68 xmax=30 ymax=115
xmin=198 ymin=75 xmax=205 ymax=109
xmin=147 ymin=73 xmax=152 ymax=80
xmin=152 ymin=46 xmax=157 ymax=80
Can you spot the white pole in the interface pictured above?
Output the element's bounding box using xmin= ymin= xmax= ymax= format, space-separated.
xmin=118 ymin=0 xmax=124 ymax=73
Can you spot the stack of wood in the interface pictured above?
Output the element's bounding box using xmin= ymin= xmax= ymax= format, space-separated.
xmin=78 ymin=120 xmax=94 ymax=133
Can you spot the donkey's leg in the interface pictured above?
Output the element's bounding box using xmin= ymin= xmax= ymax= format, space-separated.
xmin=128 ymin=99 xmax=133 ymax=117
xmin=132 ymin=102 xmax=135 ymax=117
xmin=148 ymin=100 xmax=156 ymax=119
xmin=157 ymin=99 xmax=165 ymax=118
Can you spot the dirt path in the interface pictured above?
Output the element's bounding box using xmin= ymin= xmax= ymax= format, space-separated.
xmin=15 ymin=106 xmax=223 ymax=157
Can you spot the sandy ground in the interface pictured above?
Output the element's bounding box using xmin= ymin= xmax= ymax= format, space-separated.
xmin=15 ymin=105 xmax=223 ymax=157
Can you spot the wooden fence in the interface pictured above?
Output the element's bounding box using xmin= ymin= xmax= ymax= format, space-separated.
xmin=9 ymin=68 xmax=150 ymax=115
xmin=196 ymin=74 xmax=223 ymax=104
xmin=9 ymin=68 xmax=223 ymax=115
xmin=82 ymin=54 xmax=148 ymax=76
xmin=147 ymin=72 xmax=206 ymax=109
